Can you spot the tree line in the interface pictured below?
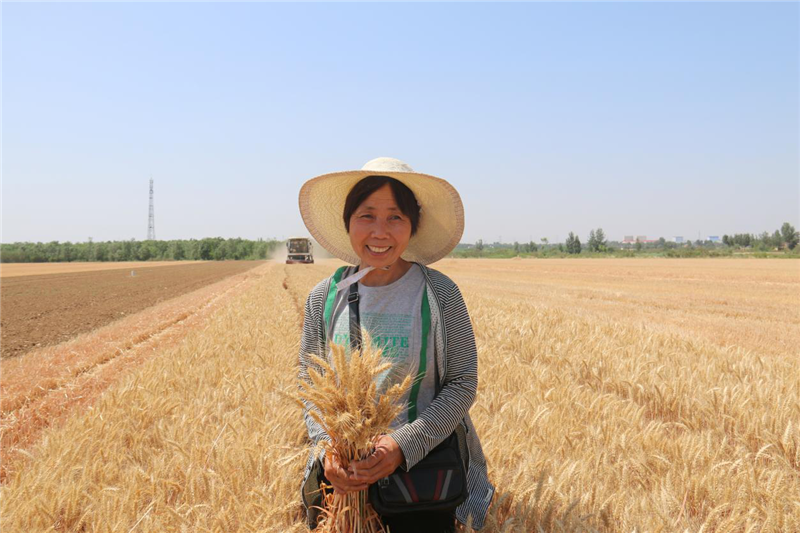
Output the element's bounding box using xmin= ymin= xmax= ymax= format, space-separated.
xmin=0 ymin=238 xmax=280 ymax=263
xmin=457 ymin=222 xmax=799 ymax=258
xmin=722 ymin=223 xmax=799 ymax=251
xmin=561 ymin=228 xmax=611 ymax=254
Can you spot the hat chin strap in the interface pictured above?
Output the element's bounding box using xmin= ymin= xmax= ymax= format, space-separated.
xmin=336 ymin=261 xmax=394 ymax=293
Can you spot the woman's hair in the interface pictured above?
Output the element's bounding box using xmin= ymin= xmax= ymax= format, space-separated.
xmin=343 ymin=175 xmax=421 ymax=236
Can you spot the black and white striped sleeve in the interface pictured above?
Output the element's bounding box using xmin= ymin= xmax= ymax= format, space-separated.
xmin=298 ymin=283 xmax=331 ymax=448
xmin=390 ymin=280 xmax=478 ymax=469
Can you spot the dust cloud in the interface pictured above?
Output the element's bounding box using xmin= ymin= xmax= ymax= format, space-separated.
xmin=266 ymin=238 xmax=334 ymax=262
xmin=268 ymin=243 xmax=288 ymax=262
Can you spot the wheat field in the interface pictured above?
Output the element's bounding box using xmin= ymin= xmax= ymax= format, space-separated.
xmin=1 ymin=259 xmax=798 ymax=532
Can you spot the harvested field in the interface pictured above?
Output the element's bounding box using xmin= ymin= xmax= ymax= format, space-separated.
xmin=1 ymin=259 xmax=798 ymax=532
xmin=0 ymin=261 xmax=203 ymax=278
xmin=0 ymin=261 xmax=264 ymax=358
xmin=434 ymin=258 xmax=800 ymax=358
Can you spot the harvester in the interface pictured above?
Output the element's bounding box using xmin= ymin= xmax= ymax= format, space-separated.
xmin=286 ymin=237 xmax=314 ymax=264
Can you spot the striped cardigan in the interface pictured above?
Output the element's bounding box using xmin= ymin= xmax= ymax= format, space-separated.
xmin=298 ymin=264 xmax=495 ymax=529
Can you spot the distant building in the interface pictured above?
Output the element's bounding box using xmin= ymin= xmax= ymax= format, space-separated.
xmin=708 ymin=236 xmax=721 ymax=243
xmin=674 ymin=236 xmax=684 ymax=244
xmin=622 ymin=235 xmax=659 ymax=244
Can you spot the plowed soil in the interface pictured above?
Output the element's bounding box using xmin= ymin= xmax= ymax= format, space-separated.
xmin=0 ymin=261 xmax=265 ymax=358
xmin=0 ymin=261 xmax=203 ymax=278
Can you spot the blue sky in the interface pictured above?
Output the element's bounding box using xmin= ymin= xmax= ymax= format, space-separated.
xmin=3 ymin=2 xmax=798 ymax=244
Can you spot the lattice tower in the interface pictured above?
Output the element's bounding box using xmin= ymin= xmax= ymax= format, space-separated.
xmin=147 ymin=178 xmax=156 ymax=240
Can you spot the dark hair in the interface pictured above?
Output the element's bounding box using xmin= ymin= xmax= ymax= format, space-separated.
xmin=343 ymin=175 xmax=421 ymax=236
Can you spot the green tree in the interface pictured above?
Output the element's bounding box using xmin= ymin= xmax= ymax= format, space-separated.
xmin=121 ymin=240 xmax=135 ymax=261
xmin=732 ymin=234 xmax=751 ymax=247
xmin=565 ymin=232 xmax=582 ymax=254
xmin=59 ymin=242 xmax=74 ymax=262
xmin=770 ymin=230 xmax=783 ymax=249
xmin=780 ymin=222 xmax=798 ymax=250
xmin=586 ymin=228 xmax=607 ymax=252
xmin=513 ymin=241 xmax=520 ymax=254
xmin=594 ymin=228 xmax=607 ymax=251
xmin=587 ymin=230 xmax=597 ymax=252
xmin=138 ymin=241 xmax=155 ymax=261
xmin=155 ymin=240 xmax=169 ymax=259
xmin=635 ymin=239 xmax=643 ymax=252
xmin=197 ymin=239 xmax=213 ymax=260
xmin=95 ymin=242 xmax=108 ymax=261
xmin=170 ymin=241 xmax=186 ymax=260
xmin=475 ymin=239 xmax=484 ymax=253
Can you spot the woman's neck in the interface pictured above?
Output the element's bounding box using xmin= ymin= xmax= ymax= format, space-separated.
xmin=359 ymin=259 xmax=413 ymax=287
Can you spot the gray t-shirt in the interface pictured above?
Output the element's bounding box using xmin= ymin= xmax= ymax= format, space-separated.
xmin=327 ymin=264 xmax=437 ymax=429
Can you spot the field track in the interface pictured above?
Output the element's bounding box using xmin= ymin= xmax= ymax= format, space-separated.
xmin=1 ymin=258 xmax=798 ymax=532
xmin=0 ymin=261 xmax=265 ymax=358
xmin=0 ymin=261 xmax=204 ymax=278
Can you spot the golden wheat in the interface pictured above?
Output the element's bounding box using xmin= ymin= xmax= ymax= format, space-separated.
xmin=297 ymin=336 xmax=411 ymax=533
xmin=0 ymin=259 xmax=797 ymax=532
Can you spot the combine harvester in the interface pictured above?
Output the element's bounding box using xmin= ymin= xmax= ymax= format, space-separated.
xmin=286 ymin=237 xmax=314 ymax=264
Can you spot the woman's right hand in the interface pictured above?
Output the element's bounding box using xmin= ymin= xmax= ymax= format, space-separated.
xmin=323 ymin=453 xmax=369 ymax=494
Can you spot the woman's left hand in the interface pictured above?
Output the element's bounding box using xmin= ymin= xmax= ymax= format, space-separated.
xmin=348 ymin=435 xmax=404 ymax=484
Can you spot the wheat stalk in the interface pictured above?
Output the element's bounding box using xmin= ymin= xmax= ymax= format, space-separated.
xmin=298 ymin=332 xmax=412 ymax=533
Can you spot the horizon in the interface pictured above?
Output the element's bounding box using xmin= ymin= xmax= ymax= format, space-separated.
xmin=3 ymin=2 xmax=798 ymax=245
xmin=2 ymin=229 xmax=791 ymax=247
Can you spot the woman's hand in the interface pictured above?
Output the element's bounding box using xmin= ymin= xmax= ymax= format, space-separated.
xmin=348 ymin=435 xmax=405 ymax=485
xmin=323 ymin=452 xmax=369 ymax=494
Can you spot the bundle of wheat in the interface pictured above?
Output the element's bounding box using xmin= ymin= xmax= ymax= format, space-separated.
xmin=298 ymin=333 xmax=412 ymax=533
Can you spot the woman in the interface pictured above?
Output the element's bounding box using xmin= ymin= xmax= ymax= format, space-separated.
xmin=298 ymin=157 xmax=494 ymax=532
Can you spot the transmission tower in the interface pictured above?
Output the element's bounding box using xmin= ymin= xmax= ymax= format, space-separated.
xmin=147 ymin=177 xmax=156 ymax=240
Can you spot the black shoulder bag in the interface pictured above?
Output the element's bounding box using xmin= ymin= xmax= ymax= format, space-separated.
xmin=347 ymin=279 xmax=469 ymax=515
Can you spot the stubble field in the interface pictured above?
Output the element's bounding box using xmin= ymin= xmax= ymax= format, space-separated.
xmin=1 ymin=258 xmax=798 ymax=532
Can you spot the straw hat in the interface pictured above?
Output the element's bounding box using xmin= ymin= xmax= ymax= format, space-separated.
xmin=299 ymin=157 xmax=464 ymax=265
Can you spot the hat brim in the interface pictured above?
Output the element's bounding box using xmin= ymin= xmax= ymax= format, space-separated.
xmin=299 ymin=170 xmax=464 ymax=265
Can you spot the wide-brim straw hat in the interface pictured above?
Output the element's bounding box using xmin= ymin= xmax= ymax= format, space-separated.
xmin=299 ymin=157 xmax=464 ymax=265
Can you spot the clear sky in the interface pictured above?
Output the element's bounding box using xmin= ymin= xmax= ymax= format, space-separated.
xmin=3 ymin=2 xmax=798 ymax=245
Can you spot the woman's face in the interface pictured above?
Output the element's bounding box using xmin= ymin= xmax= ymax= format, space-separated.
xmin=348 ymin=184 xmax=412 ymax=269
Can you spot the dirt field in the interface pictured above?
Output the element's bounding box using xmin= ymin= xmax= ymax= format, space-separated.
xmin=0 ymin=261 xmax=264 ymax=358
xmin=0 ymin=261 xmax=202 ymax=278
xmin=1 ymin=259 xmax=798 ymax=532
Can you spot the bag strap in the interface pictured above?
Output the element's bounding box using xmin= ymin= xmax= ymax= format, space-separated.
xmin=345 ymin=266 xmax=434 ymax=423
xmin=348 ymin=280 xmax=362 ymax=352
xmin=407 ymin=285 xmax=431 ymax=422
xmin=323 ymin=265 xmax=349 ymax=335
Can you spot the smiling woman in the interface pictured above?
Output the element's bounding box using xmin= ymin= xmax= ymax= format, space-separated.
xmin=344 ymin=176 xmax=419 ymax=285
xmin=297 ymin=157 xmax=495 ymax=532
